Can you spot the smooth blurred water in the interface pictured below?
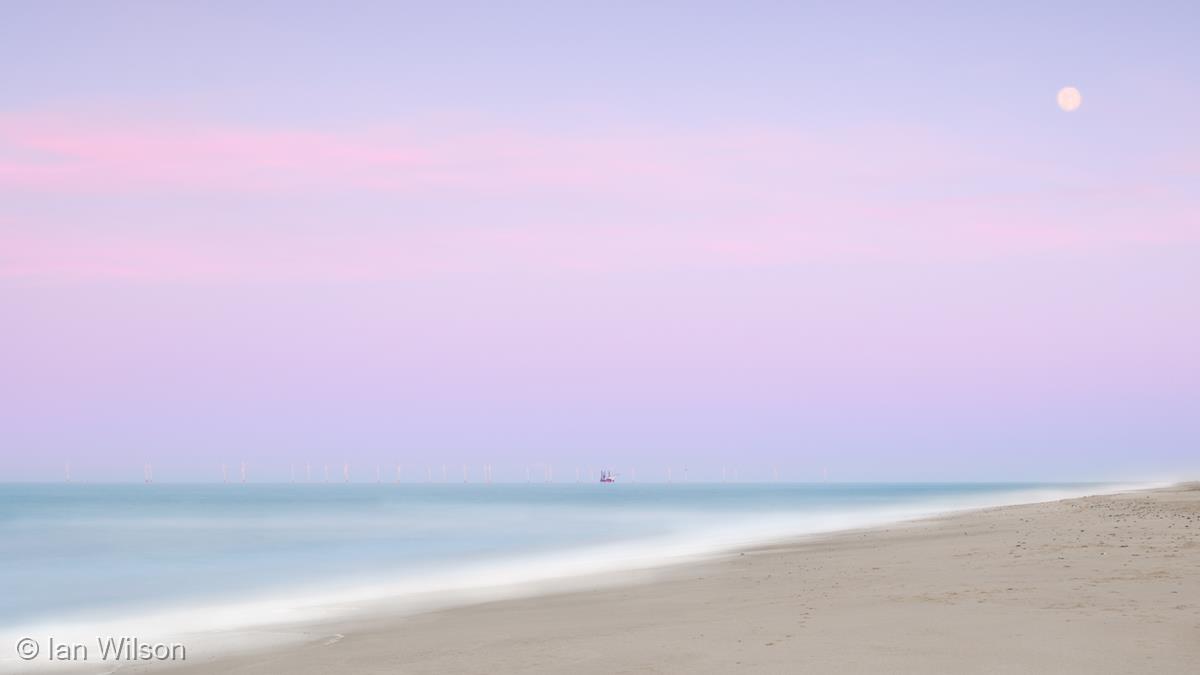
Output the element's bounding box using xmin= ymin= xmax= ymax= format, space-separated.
xmin=0 ymin=482 xmax=1119 ymax=631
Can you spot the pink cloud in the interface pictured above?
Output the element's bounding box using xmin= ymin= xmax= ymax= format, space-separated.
xmin=2 ymin=111 xmax=1196 ymax=284
xmin=0 ymin=113 xmax=994 ymax=197
xmin=0 ymin=113 xmax=694 ymax=196
xmin=0 ymin=114 xmax=426 ymax=193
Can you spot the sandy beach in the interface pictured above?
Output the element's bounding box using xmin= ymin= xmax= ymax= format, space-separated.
xmin=154 ymin=483 xmax=1200 ymax=674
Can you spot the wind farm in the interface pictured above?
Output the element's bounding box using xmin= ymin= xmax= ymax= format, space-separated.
xmin=84 ymin=462 xmax=802 ymax=484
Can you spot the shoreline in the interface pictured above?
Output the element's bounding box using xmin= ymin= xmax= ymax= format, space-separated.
xmin=167 ymin=482 xmax=1198 ymax=674
xmin=2 ymin=485 xmax=1152 ymax=661
xmin=5 ymin=482 xmax=1194 ymax=673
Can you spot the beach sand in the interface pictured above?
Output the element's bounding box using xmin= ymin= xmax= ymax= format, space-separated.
xmin=168 ymin=483 xmax=1199 ymax=674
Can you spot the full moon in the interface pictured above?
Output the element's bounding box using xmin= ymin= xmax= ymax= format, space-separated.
xmin=1057 ymin=86 xmax=1082 ymax=112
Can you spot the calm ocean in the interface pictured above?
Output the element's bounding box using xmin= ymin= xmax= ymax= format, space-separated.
xmin=0 ymin=482 xmax=1136 ymax=644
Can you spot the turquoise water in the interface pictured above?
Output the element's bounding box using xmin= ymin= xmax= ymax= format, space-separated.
xmin=0 ymin=482 xmax=1120 ymax=632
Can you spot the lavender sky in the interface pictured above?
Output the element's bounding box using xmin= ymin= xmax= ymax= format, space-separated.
xmin=2 ymin=2 xmax=1197 ymax=482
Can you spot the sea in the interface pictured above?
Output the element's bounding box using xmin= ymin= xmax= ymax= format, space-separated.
xmin=0 ymin=481 xmax=1146 ymax=664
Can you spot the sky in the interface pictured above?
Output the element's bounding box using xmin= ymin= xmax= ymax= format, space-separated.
xmin=2 ymin=2 xmax=1197 ymax=482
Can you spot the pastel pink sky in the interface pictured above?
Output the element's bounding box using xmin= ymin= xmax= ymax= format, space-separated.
xmin=2 ymin=3 xmax=1197 ymax=481
xmin=3 ymin=112 xmax=1195 ymax=281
